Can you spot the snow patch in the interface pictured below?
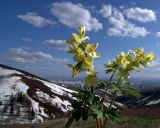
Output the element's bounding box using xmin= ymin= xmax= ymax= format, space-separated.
xmin=0 ymin=67 xmax=23 ymax=76
xmin=146 ymin=99 xmax=160 ymax=105
xmin=36 ymin=91 xmax=72 ymax=112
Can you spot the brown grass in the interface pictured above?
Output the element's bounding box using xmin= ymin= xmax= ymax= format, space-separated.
xmin=0 ymin=116 xmax=160 ymax=128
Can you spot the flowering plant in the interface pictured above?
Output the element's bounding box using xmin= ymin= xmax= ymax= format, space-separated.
xmin=64 ymin=26 xmax=155 ymax=128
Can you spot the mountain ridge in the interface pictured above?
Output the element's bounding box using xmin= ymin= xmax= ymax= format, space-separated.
xmin=0 ymin=64 xmax=74 ymax=123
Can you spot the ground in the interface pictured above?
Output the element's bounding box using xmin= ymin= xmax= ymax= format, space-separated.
xmin=0 ymin=117 xmax=160 ymax=128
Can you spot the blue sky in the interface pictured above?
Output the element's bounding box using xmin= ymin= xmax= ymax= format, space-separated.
xmin=1 ymin=0 xmax=160 ymax=79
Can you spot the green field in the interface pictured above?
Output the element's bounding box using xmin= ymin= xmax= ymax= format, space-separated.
xmin=0 ymin=117 xmax=160 ymax=128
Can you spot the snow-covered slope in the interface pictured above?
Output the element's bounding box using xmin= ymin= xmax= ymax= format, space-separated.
xmin=0 ymin=64 xmax=74 ymax=123
xmin=116 ymin=89 xmax=160 ymax=107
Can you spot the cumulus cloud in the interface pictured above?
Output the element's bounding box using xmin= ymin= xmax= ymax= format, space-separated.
xmin=156 ymin=32 xmax=160 ymax=38
xmin=50 ymin=2 xmax=102 ymax=31
xmin=99 ymin=4 xmax=112 ymax=18
xmin=99 ymin=5 xmax=149 ymax=38
xmin=107 ymin=10 xmax=149 ymax=38
xmin=124 ymin=7 xmax=156 ymax=22
xmin=42 ymin=39 xmax=68 ymax=50
xmin=17 ymin=12 xmax=55 ymax=28
xmin=7 ymin=48 xmax=68 ymax=64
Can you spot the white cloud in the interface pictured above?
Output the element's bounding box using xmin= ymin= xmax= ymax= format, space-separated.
xmin=7 ymin=48 xmax=68 ymax=64
xmin=131 ymin=60 xmax=160 ymax=79
xmin=156 ymin=32 xmax=160 ymax=38
xmin=106 ymin=8 xmax=149 ymax=38
xmin=156 ymin=43 xmax=160 ymax=46
xmin=119 ymin=5 xmax=124 ymax=9
xmin=131 ymin=2 xmax=136 ymax=6
xmin=17 ymin=12 xmax=55 ymax=28
xmin=124 ymin=7 xmax=156 ymax=22
xmin=99 ymin=4 xmax=112 ymax=18
xmin=42 ymin=39 xmax=68 ymax=50
xmin=50 ymin=2 xmax=102 ymax=31
xmin=21 ymin=38 xmax=32 ymax=42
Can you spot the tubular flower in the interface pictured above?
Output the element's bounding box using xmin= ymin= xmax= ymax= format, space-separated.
xmin=85 ymin=71 xmax=99 ymax=87
xmin=66 ymin=26 xmax=100 ymax=87
xmin=104 ymin=61 xmax=113 ymax=68
xmin=104 ymin=48 xmax=155 ymax=80
xmin=73 ymin=52 xmax=86 ymax=62
xmin=86 ymin=44 xmax=98 ymax=53
xmin=146 ymin=52 xmax=155 ymax=62
xmin=116 ymin=52 xmax=130 ymax=69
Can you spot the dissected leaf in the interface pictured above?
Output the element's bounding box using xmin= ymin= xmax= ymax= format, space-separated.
xmin=82 ymin=108 xmax=88 ymax=121
xmin=73 ymin=110 xmax=81 ymax=122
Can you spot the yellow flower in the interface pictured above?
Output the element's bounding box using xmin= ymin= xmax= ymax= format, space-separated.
xmin=86 ymin=44 xmax=98 ymax=53
xmin=66 ymin=26 xmax=100 ymax=80
xmin=117 ymin=69 xmax=129 ymax=79
xmin=135 ymin=47 xmax=144 ymax=55
xmin=104 ymin=47 xmax=155 ymax=81
xmin=116 ymin=52 xmax=130 ymax=68
xmin=72 ymin=32 xmax=89 ymax=44
xmin=73 ymin=52 xmax=86 ymax=62
xmin=104 ymin=61 xmax=113 ymax=68
xmin=85 ymin=71 xmax=99 ymax=87
xmin=72 ymin=66 xmax=79 ymax=78
xmin=78 ymin=26 xmax=86 ymax=37
xmin=83 ymin=56 xmax=93 ymax=66
xmin=88 ymin=52 xmax=100 ymax=58
xmin=67 ymin=45 xmax=79 ymax=53
xmin=72 ymin=33 xmax=80 ymax=42
xmin=146 ymin=52 xmax=155 ymax=62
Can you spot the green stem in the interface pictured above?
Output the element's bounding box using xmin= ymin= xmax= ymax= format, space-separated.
xmin=91 ymin=86 xmax=94 ymax=94
xmin=104 ymin=69 xmax=117 ymax=99
xmin=64 ymin=114 xmax=74 ymax=128
xmin=108 ymin=76 xmax=122 ymax=109
xmin=102 ymin=70 xmax=117 ymax=128
xmin=102 ymin=75 xmax=122 ymax=128
xmin=108 ymin=91 xmax=117 ymax=109
xmin=96 ymin=118 xmax=100 ymax=128
xmin=117 ymin=76 xmax=122 ymax=86
xmin=102 ymin=118 xmax=107 ymax=128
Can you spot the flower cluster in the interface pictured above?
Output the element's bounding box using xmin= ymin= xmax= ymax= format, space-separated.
xmin=66 ymin=26 xmax=100 ymax=87
xmin=104 ymin=48 xmax=155 ymax=79
xmin=65 ymin=26 xmax=155 ymax=128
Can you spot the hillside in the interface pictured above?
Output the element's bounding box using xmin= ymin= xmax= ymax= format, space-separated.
xmin=1 ymin=64 xmax=160 ymax=125
xmin=0 ymin=64 xmax=74 ymax=123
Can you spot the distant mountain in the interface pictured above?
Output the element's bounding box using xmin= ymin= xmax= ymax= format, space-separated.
xmin=117 ymin=88 xmax=160 ymax=107
xmin=0 ymin=64 xmax=74 ymax=123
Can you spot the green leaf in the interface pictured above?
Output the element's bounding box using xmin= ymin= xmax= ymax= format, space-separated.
xmin=73 ymin=110 xmax=81 ymax=122
xmin=64 ymin=114 xmax=74 ymax=128
xmin=82 ymin=108 xmax=88 ymax=121
xmin=96 ymin=81 xmax=106 ymax=89
xmin=78 ymin=42 xmax=88 ymax=51
xmin=124 ymin=88 xmax=141 ymax=97
xmin=105 ymin=108 xmax=119 ymax=123
xmin=71 ymin=100 xmax=81 ymax=109
xmin=126 ymin=55 xmax=134 ymax=62
xmin=90 ymin=105 xmax=103 ymax=119
xmin=110 ymin=85 xmax=123 ymax=96
xmin=66 ymin=39 xmax=72 ymax=44
xmin=106 ymin=68 xmax=114 ymax=74
xmin=67 ymin=64 xmax=73 ymax=68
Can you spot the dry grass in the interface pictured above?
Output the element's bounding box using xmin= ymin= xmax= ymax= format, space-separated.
xmin=0 ymin=117 xmax=160 ymax=128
